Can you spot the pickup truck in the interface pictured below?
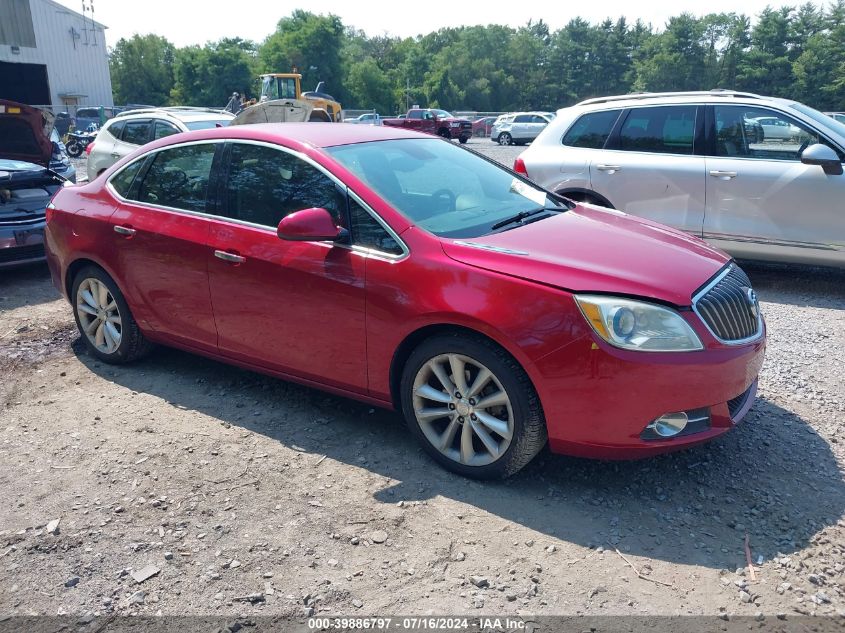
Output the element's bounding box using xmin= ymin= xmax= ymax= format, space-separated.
xmin=382 ymin=109 xmax=472 ymax=143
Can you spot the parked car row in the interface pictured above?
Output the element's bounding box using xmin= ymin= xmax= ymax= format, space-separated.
xmin=491 ymin=111 xmax=555 ymax=145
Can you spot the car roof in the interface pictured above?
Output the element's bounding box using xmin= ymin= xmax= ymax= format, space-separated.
xmin=112 ymin=108 xmax=234 ymax=124
xmin=566 ymin=91 xmax=799 ymax=113
xmin=139 ymin=122 xmax=436 ymax=152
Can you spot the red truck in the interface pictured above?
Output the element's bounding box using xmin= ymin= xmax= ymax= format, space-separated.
xmin=382 ymin=108 xmax=472 ymax=143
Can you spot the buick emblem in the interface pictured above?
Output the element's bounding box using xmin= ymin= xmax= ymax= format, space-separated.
xmin=743 ymin=287 xmax=758 ymax=317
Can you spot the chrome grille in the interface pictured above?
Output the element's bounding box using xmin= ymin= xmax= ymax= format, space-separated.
xmin=693 ymin=264 xmax=761 ymax=343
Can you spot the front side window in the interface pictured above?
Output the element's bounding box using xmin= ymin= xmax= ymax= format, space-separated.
xmin=408 ymin=111 xmax=423 ymax=120
xmin=349 ymin=198 xmax=403 ymax=256
xmin=327 ymin=138 xmax=567 ymax=239
xmin=224 ymin=143 xmax=344 ymax=227
xmin=136 ymin=143 xmax=217 ymax=212
xmin=122 ymin=120 xmax=152 ymax=146
xmin=562 ymin=109 xmax=622 ymax=149
xmin=714 ymin=105 xmax=841 ymax=161
xmin=618 ymin=106 xmax=697 ymax=155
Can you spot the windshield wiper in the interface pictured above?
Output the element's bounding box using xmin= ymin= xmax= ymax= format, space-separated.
xmin=490 ymin=207 xmax=563 ymax=231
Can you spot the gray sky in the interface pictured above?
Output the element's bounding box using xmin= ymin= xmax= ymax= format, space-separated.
xmin=55 ymin=0 xmax=811 ymax=48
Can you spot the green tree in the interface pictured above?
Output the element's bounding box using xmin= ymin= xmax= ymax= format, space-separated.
xmin=171 ymin=38 xmax=257 ymax=106
xmin=634 ymin=14 xmax=706 ymax=91
xmin=259 ymin=10 xmax=345 ymax=100
xmin=345 ymin=59 xmax=395 ymax=112
xmin=109 ymin=34 xmax=175 ymax=105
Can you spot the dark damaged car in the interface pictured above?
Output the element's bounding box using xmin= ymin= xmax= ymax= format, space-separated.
xmin=1 ymin=100 xmax=74 ymax=268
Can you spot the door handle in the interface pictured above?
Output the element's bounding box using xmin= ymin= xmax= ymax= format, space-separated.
xmin=214 ymin=249 xmax=246 ymax=264
xmin=709 ymin=170 xmax=737 ymax=179
xmin=111 ymin=152 xmax=120 ymax=158
xmin=113 ymin=225 xmax=136 ymax=236
xmin=596 ymin=164 xmax=622 ymax=172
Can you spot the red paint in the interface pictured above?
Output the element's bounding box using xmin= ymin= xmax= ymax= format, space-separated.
xmin=382 ymin=109 xmax=472 ymax=141
xmin=277 ymin=207 xmax=343 ymax=241
xmin=45 ymin=123 xmax=766 ymax=461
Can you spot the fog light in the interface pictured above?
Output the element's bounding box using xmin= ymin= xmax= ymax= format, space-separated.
xmin=649 ymin=412 xmax=689 ymax=437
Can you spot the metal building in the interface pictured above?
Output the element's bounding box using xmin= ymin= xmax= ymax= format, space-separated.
xmin=0 ymin=0 xmax=112 ymax=109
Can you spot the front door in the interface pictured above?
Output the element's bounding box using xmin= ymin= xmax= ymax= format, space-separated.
xmin=207 ymin=141 xmax=368 ymax=393
xmin=108 ymin=142 xmax=220 ymax=352
xmin=704 ymin=104 xmax=845 ymax=259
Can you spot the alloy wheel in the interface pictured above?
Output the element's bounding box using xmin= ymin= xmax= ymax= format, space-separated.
xmin=498 ymin=133 xmax=512 ymax=146
xmin=76 ymin=278 xmax=123 ymax=354
xmin=412 ymin=353 xmax=514 ymax=466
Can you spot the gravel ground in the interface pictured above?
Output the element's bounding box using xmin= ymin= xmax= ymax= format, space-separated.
xmin=1 ymin=138 xmax=844 ymax=623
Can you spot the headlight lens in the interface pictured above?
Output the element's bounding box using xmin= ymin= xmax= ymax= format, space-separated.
xmin=575 ymin=295 xmax=703 ymax=352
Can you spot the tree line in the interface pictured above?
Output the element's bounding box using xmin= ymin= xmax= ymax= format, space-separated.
xmin=109 ymin=4 xmax=845 ymax=115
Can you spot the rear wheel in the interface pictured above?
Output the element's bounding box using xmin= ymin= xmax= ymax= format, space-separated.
xmin=498 ymin=132 xmax=513 ymax=146
xmin=400 ymin=333 xmax=547 ymax=479
xmin=71 ymin=266 xmax=152 ymax=364
xmin=66 ymin=140 xmax=83 ymax=157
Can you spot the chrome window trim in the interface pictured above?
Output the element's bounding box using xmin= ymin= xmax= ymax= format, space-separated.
xmin=691 ymin=263 xmax=764 ymax=346
xmin=105 ymin=137 xmax=410 ymax=261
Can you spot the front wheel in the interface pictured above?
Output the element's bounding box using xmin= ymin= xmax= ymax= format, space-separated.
xmin=66 ymin=140 xmax=83 ymax=157
xmin=71 ymin=266 xmax=152 ymax=364
xmin=498 ymin=132 xmax=512 ymax=146
xmin=459 ymin=135 xmax=469 ymax=144
xmin=400 ymin=334 xmax=547 ymax=479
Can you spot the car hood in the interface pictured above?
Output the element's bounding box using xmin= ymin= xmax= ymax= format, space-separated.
xmin=440 ymin=204 xmax=729 ymax=306
xmin=0 ymin=100 xmax=54 ymax=167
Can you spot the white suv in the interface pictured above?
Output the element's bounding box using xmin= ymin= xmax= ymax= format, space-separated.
xmin=517 ymin=91 xmax=845 ymax=268
xmin=491 ymin=112 xmax=554 ymax=146
xmin=87 ymin=107 xmax=234 ymax=179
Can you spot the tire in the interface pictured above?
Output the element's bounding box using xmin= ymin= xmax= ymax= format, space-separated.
xmin=66 ymin=141 xmax=83 ymax=158
xmin=400 ymin=333 xmax=547 ymax=479
xmin=498 ymin=132 xmax=512 ymax=146
xmin=71 ymin=265 xmax=152 ymax=364
xmin=459 ymin=135 xmax=469 ymax=144
xmin=437 ymin=128 xmax=451 ymax=140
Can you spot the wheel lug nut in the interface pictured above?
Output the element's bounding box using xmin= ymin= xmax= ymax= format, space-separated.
xmin=448 ymin=403 xmax=455 ymax=410
xmin=468 ymin=399 xmax=476 ymax=406
xmin=458 ymin=416 xmax=465 ymax=423
xmin=470 ymin=414 xmax=477 ymax=421
xmin=454 ymin=392 xmax=462 ymax=399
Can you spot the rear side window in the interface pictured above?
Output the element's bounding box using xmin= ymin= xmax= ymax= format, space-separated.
xmin=562 ymin=110 xmax=622 ymax=148
xmin=153 ymin=120 xmax=180 ymax=139
xmin=122 ymin=120 xmax=152 ymax=145
xmin=109 ymin=158 xmax=144 ymax=198
xmin=619 ymin=106 xmax=697 ymax=155
xmin=106 ymin=120 xmax=125 ymax=139
xmin=136 ymin=144 xmax=217 ymax=212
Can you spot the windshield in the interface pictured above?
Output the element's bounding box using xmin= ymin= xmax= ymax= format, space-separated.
xmin=327 ymin=138 xmax=566 ymax=238
xmin=790 ymin=103 xmax=845 ymax=140
xmin=185 ymin=119 xmax=231 ymax=130
xmin=433 ymin=109 xmax=453 ymax=118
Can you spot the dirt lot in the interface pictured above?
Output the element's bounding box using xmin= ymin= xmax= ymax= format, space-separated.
xmin=1 ymin=140 xmax=845 ymax=624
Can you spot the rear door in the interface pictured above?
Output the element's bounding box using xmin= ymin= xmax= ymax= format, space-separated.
xmin=589 ymin=104 xmax=706 ymax=234
xmin=107 ymin=142 xmax=219 ymax=352
xmin=704 ymin=104 xmax=845 ymax=258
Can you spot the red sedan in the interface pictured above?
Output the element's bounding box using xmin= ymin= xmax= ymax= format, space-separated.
xmin=45 ymin=124 xmax=765 ymax=478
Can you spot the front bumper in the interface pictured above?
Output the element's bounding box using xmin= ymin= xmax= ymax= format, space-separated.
xmin=0 ymin=222 xmax=46 ymax=268
xmin=535 ymin=322 xmax=766 ymax=459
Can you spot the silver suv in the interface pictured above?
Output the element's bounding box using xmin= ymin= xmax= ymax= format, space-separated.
xmin=492 ymin=112 xmax=553 ymax=146
xmin=517 ymin=91 xmax=845 ymax=268
xmin=87 ymin=107 xmax=234 ymax=179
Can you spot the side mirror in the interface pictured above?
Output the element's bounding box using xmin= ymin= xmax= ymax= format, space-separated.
xmin=277 ymin=207 xmax=348 ymax=242
xmin=801 ymin=143 xmax=844 ymax=176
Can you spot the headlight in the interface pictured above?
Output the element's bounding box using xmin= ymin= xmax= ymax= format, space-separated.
xmin=575 ymin=295 xmax=703 ymax=352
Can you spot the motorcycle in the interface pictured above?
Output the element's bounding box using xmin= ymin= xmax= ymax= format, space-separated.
xmin=65 ymin=127 xmax=98 ymax=158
